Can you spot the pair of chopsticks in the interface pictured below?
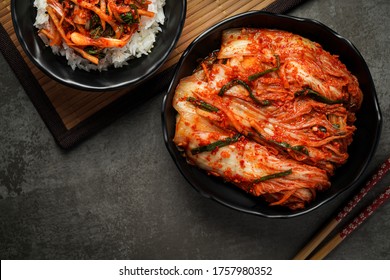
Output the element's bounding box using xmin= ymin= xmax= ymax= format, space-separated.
xmin=293 ymin=157 xmax=390 ymax=260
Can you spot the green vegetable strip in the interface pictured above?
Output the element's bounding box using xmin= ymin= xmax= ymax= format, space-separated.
xmin=253 ymin=169 xmax=292 ymax=183
xmin=187 ymin=97 xmax=219 ymax=112
xmin=218 ymin=79 xmax=270 ymax=106
xmin=290 ymin=145 xmax=309 ymax=155
xmin=130 ymin=4 xmax=140 ymax=21
xmin=191 ymin=134 xmax=241 ymax=155
xmin=271 ymin=140 xmax=289 ymax=149
xmin=295 ymin=88 xmax=344 ymax=105
xmin=270 ymin=140 xmax=309 ymax=156
xmin=90 ymin=26 xmax=103 ymax=39
xmin=121 ymin=5 xmax=140 ymax=24
xmin=84 ymin=46 xmax=105 ymax=59
xmin=218 ymin=79 xmax=249 ymax=96
xmin=248 ymin=54 xmax=280 ymax=81
xmin=254 ymin=128 xmax=309 ymax=156
xmin=120 ymin=13 xmax=135 ymax=24
xmin=85 ymin=47 xmax=99 ymax=55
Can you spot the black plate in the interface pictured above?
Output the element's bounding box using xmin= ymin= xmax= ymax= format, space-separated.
xmin=162 ymin=11 xmax=382 ymax=218
xmin=11 ymin=0 xmax=186 ymax=91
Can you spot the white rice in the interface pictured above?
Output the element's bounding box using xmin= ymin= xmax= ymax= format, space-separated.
xmin=33 ymin=0 xmax=166 ymax=71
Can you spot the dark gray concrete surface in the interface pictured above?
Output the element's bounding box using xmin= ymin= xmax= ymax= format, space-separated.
xmin=1 ymin=0 xmax=389 ymax=259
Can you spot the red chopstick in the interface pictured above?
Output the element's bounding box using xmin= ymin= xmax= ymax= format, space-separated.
xmin=309 ymin=186 xmax=390 ymax=259
xmin=293 ymin=157 xmax=390 ymax=260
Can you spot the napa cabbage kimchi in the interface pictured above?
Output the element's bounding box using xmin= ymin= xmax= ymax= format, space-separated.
xmin=173 ymin=28 xmax=363 ymax=210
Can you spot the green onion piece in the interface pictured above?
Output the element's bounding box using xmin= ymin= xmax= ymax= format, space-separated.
xmin=84 ymin=47 xmax=105 ymax=59
xmin=275 ymin=141 xmax=290 ymax=149
xmin=295 ymin=88 xmax=343 ymax=105
xmin=187 ymin=97 xmax=219 ymax=112
xmin=121 ymin=13 xmax=135 ymax=24
xmin=218 ymin=79 xmax=270 ymax=106
xmin=248 ymin=54 xmax=280 ymax=81
xmin=270 ymin=139 xmax=309 ymax=156
xmin=254 ymin=129 xmax=309 ymax=156
xmin=85 ymin=47 xmax=99 ymax=55
xmin=121 ymin=5 xmax=140 ymax=24
xmin=218 ymin=79 xmax=249 ymax=96
xmin=90 ymin=13 xmax=100 ymax=29
xmin=191 ymin=134 xmax=241 ymax=155
xmin=290 ymin=145 xmax=309 ymax=155
xmin=130 ymin=4 xmax=140 ymax=19
xmin=253 ymin=169 xmax=292 ymax=183
xmin=90 ymin=26 xmax=103 ymax=39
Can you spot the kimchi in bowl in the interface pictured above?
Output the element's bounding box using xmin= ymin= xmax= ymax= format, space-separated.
xmin=11 ymin=0 xmax=186 ymax=91
xmin=162 ymin=11 xmax=382 ymax=218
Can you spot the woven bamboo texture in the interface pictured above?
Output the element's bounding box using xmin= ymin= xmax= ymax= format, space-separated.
xmin=0 ymin=0 xmax=278 ymax=129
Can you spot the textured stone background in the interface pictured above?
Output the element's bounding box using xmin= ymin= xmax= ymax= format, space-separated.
xmin=1 ymin=0 xmax=389 ymax=259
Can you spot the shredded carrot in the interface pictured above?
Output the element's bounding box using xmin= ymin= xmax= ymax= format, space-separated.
xmin=39 ymin=29 xmax=61 ymax=46
xmin=269 ymin=190 xmax=296 ymax=206
xmin=138 ymin=9 xmax=155 ymax=18
xmin=73 ymin=47 xmax=99 ymax=65
xmin=46 ymin=6 xmax=73 ymax=46
xmin=201 ymin=62 xmax=210 ymax=83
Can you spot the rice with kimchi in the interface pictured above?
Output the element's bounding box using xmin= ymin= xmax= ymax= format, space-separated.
xmin=33 ymin=0 xmax=165 ymax=71
xmin=172 ymin=28 xmax=363 ymax=210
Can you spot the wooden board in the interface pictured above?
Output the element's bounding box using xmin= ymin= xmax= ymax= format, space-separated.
xmin=0 ymin=0 xmax=279 ymax=130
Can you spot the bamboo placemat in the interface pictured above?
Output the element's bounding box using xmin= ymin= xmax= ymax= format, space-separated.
xmin=0 ymin=0 xmax=305 ymax=149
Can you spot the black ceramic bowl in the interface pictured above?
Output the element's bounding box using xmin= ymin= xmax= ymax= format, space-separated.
xmin=11 ymin=0 xmax=186 ymax=91
xmin=162 ymin=11 xmax=382 ymax=218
